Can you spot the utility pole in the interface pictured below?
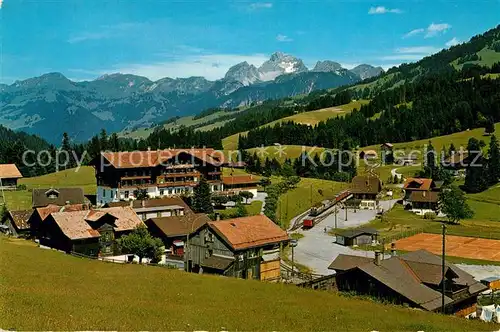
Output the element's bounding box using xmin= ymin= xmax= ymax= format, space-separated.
xmin=334 ymin=207 xmax=338 ymax=229
xmin=441 ymin=223 xmax=447 ymax=314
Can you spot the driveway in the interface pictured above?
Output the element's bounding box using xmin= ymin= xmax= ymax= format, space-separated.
xmin=289 ymin=200 xmax=397 ymax=275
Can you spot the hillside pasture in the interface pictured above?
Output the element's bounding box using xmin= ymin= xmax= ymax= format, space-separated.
xmin=0 ymin=236 xmax=488 ymax=331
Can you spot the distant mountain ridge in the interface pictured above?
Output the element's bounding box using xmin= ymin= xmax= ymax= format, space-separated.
xmin=0 ymin=52 xmax=383 ymax=144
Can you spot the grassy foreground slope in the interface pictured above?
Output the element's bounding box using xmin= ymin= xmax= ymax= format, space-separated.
xmin=0 ymin=237 xmax=490 ymax=331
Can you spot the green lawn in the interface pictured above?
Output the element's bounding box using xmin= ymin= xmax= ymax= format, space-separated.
xmin=452 ymin=47 xmax=500 ymax=70
xmin=246 ymin=145 xmax=326 ymax=163
xmin=0 ymin=236 xmax=491 ymax=331
xmin=276 ymin=177 xmax=346 ymax=228
xmin=215 ymin=201 xmax=263 ymax=219
xmin=2 ymin=166 xmax=96 ymax=210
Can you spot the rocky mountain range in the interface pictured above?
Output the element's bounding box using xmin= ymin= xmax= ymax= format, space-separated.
xmin=0 ymin=52 xmax=383 ymax=144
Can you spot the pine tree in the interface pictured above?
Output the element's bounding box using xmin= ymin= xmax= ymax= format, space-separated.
xmin=464 ymin=138 xmax=488 ymax=193
xmin=192 ymin=176 xmax=213 ymax=214
xmin=488 ymin=135 xmax=500 ymax=185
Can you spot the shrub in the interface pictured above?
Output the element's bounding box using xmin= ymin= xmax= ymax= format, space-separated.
xmin=424 ymin=212 xmax=437 ymax=220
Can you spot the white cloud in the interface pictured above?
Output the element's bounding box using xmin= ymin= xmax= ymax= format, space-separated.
xmin=425 ymin=22 xmax=451 ymax=38
xmin=0 ymin=0 xmax=3 ymax=9
xmin=445 ymin=37 xmax=460 ymax=47
xmin=96 ymin=53 xmax=270 ymax=81
xmin=396 ymin=46 xmax=440 ymax=54
xmin=68 ymin=22 xmax=146 ymax=44
xmin=403 ymin=28 xmax=425 ymax=38
xmin=248 ymin=2 xmax=273 ymax=10
xmin=276 ymin=34 xmax=293 ymax=42
xmin=368 ymin=6 xmax=402 ymax=14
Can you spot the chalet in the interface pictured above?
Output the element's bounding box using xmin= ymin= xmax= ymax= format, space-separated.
xmin=328 ymin=250 xmax=487 ymax=316
xmin=28 ymin=203 xmax=87 ymax=238
xmin=32 ymin=188 xmax=85 ymax=208
xmin=145 ymin=213 xmax=211 ymax=257
xmin=350 ymin=175 xmax=382 ymax=209
xmin=3 ymin=210 xmax=32 ymax=237
xmin=359 ymin=150 xmax=378 ymax=160
xmin=335 ymin=227 xmax=378 ymax=246
xmin=105 ymin=196 xmax=192 ymax=221
xmin=403 ymin=178 xmax=442 ymax=209
xmin=39 ymin=206 xmax=143 ymax=256
xmin=380 ymin=143 xmax=394 ymax=151
xmin=221 ymin=175 xmax=260 ymax=197
xmin=186 ymin=215 xmax=289 ymax=280
xmin=0 ymin=164 xmax=23 ymax=189
xmin=407 ymin=191 xmax=440 ymax=215
xmin=93 ymin=149 xmax=224 ymax=206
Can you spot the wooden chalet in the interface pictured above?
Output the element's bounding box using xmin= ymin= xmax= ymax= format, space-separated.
xmin=32 ymin=188 xmax=85 ymax=208
xmin=145 ymin=213 xmax=211 ymax=257
xmin=93 ymin=149 xmax=224 ymax=206
xmin=186 ymin=215 xmax=289 ymax=280
xmin=335 ymin=227 xmax=378 ymax=246
xmin=221 ymin=175 xmax=260 ymax=197
xmin=349 ymin=175 xmax=382 ymax=209
xmin=28 ymin=203 xmax=88 ymax=238
xmin=0 ymin=164 xmax=23 ymax=189
xmin=38 ymin=206 xmax=143 ymax=256
xmin=329 ymin=250 xmax=487 ymax=316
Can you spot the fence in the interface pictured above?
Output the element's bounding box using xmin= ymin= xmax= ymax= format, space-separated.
xmin=379 ymin=227 xmax=425 ymax=246
xmin=70 ymin=251 xmax=180 ymax=269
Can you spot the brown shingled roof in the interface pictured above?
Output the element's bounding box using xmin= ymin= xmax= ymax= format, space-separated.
xmin=49 ymin=206 xmax=143 ymax=240
xmin=36 ymin=204 xmax=87 ymax=221
xmin=8 ymin=210 xmax=33 ymax=230
xmin=106 ymin=197 xmax=193 ymax=214
xmin=328 ymin=249 xmax=487 ymax=312
xmin=208 ymin=215 xmax=289 ymax=251
xmin=0 ymin=164 xmax=22 ymax=179
xmin=146 ymin=213 xmax=210 ymax=237
xmin=223 ymin=175 xmax=260 ymax=186
xmin=32 ymin=188 xmax=85 ymax=208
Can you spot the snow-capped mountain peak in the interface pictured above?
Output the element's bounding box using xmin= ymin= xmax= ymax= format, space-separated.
xmin=258 ymin=52 xmax=308 ymax=81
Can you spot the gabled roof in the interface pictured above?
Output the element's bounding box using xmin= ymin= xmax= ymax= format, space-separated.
xmin=32 ymin=187 xmax=85 ymax=208
xmin=328 ymin=249 xmax=487 ymax=311
xmin=35 ymin=204 xmax=87 ymax=221
xmin=48 ymin=206 xmax=143 ymax=240
xmin=336 ymin=227 xmax=378 ymax=239
xmin=99 ymin=149 xmax=224 ymax=169
xmin=8 ymin=210 xmax=33 ymax=230
xmin=350 ymin=176 xmax=381 ymax=195
xmin=0 ymin=164 xmax=22 ymax=179
xmin=208 ymin=215 xmax=289 ymax=251
xmin=223 ymin=175 xmax=260 ymax=186
xmin=146 ymin=213 xmax=210 ymax=237
xmin=403 ymin=178 xmax=434 ymax=191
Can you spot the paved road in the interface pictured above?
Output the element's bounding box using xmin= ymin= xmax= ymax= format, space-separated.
xmin=289 ymin=200 xmax=397 ymax=275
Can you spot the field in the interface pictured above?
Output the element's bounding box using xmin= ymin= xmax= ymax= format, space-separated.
xmin=452 ymin=47 xmax=500 ymax=70
xmin=215 ymin=201 xmax=263 ymax=219
xmin=276 ymin=177 xmax=347 ymax=228
xmin=2 ymin=167 xmax=96 ymax=210
xmin=246 ymin=145 xmax=326 ymax=163
xmin=0 ymin=236 xmax=490 ymax=331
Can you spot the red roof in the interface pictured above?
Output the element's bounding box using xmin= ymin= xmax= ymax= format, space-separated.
xmin=0 ymin=164 xmax=22 ymax=179
xmin=36 ymin=204 xmax=87 ymax=221
xmin=403 ymin=178 xmax=434 ymax=191
xmin=100 ymin=149 xmax=224 ymax=169
xmin=208 ymin=215 xmax=289 ymax=250
xmin=222 ymin=175 xmax=260 ymax=186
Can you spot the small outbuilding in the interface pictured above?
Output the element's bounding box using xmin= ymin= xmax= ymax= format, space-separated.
xmin=3 ymin=210 xmax=32 ymax=237
xmin=0 ymin=164 xmax=23 ymax=189
xmin=335 ymin=227 xmax=379 ymax=246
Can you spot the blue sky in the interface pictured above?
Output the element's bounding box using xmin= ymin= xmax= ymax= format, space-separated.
xmin=0 ymin=0 xmax=499 ymax=83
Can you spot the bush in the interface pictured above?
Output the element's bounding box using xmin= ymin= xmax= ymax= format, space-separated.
xmin=16 ymin=184 xmax=27 ymax=190
xmin=424 ymin=212 xmax=437 ymax=220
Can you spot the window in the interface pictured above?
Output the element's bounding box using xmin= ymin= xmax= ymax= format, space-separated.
xmin=103 ymin=190 xmax=106 ymax=198
xmin=124 ymin=191 xmax=129 ymax=199
xmin=160 ymin=189 xmax=164 ymax=196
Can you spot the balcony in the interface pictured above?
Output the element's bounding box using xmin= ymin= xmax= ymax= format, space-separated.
xmin=120 ymin=175 xmax=152 ymax=181
xmin=163 ymin=171 xmax=200 ymax=178
xmin=157 ymin=181 xmax=197 ymax=188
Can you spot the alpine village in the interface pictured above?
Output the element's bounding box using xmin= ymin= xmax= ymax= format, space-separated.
xmin=2 ymin=3 xmax=500 ymax=329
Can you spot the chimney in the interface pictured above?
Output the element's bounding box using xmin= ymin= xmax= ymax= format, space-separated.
xmin=391 ymin=242 xmax=397 ymax=257
xmin=374 ymin=250 xmax=382 ymax=266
